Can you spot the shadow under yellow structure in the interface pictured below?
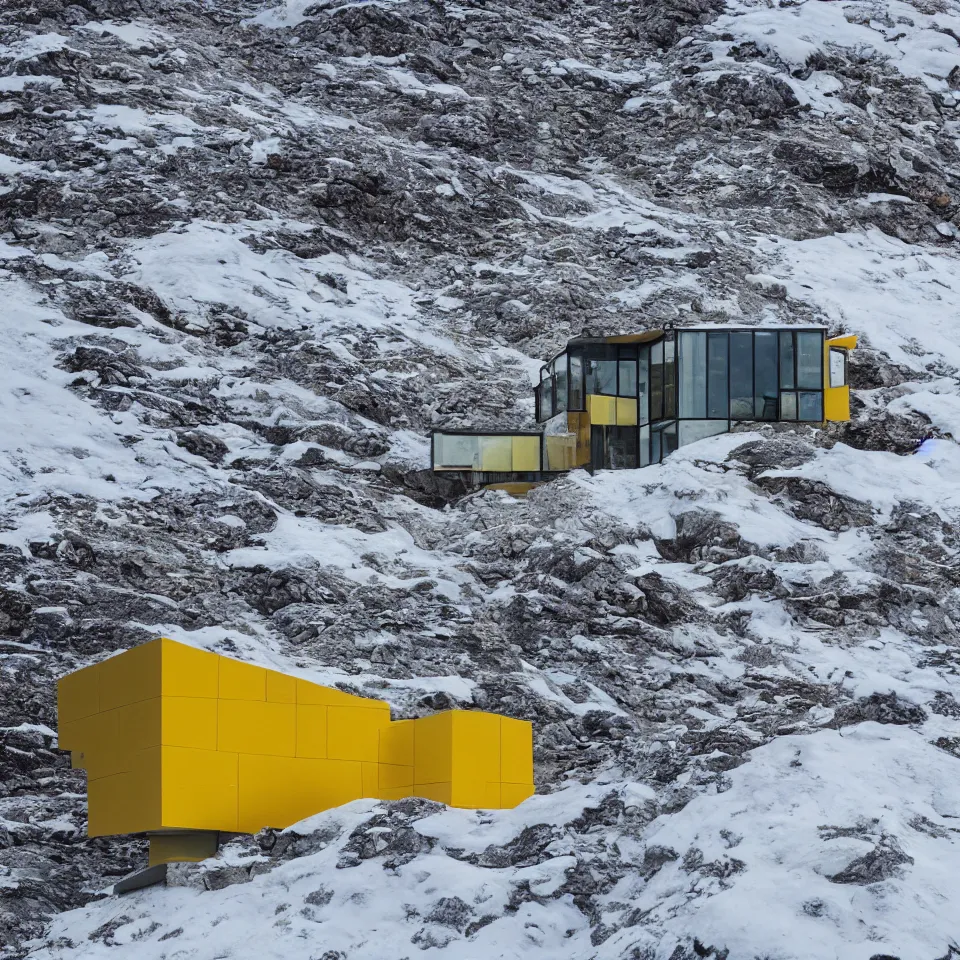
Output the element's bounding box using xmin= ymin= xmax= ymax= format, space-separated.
xmin=58 ymin=638 xmax=534 ymax=866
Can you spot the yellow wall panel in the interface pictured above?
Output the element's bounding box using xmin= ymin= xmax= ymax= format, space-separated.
xmin=379 ymin=763 xmax=414 ymax=789
xmin=87 ymin=773 xmax=129 ymax=837
xmin=88 ymin=746 xmax=162 ymax=837
xmin=57 ymin=663 xmax=99 ymax=724
xmin=161 ymin=746 xmax=238 ymax=832
xmin=162 ymin=697 xmax=217 ymax=751
xmin=414 ymin=712 xmax=452 ymax=785
xmin=362 ymin=762 xmax=378 ymax=797
xmin=238 ymin=755 xmax=363 ymax=833
xmin=545 ymin=434 xmax=576 ymax=471
xmin=501 ymin=782 xmax=535 ymax=807
xmin=586 ymin=394 xmax=617 ymax=425
xmin=451 ymin=780 xmax=501 ymax=809
xmin=827 ymin=334 xmax=858 ymax=351
xmin=219 ymin=657 xmax=266 ymax=701
xmin=160 ymin=639 xmax=218 ymax=699
xmin=414 ymin=782 xmax=451 ymax=805
xmin=500 ymin=717 xmax=534 ymax=785
xmin=379 ymin=720 xmax=413 ymax=767
xmin=296 ymin=679 xmax=388 ymax=709
xmin=115 ymin=698 xmax=162 ymax=762
xmin=267 ymin=670 xmax=296 ymax=703
xmin=511 ymin=436 xmax=541 ymax=472
xmin=99 ymin=641 xmax=162 ymax=710
xmin=218 ymin=700 xmax=295 ymax=757
xmin=824 ymin=386 xmax=850 ymax=422
xmin=616 ymin=397 xmax=638 ymax=426
xmin=62 ymin=710 xmax=121 ymax=780
xmin=451 ymin=711 xmax=500 ymax=785
xmin=296 ymin=704 xmax=327 ymax=758
xmin=328 ymin=706 xmax=390 ymax=763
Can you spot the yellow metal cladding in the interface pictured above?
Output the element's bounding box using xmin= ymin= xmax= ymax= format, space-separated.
xmin=586 ymin=394 xmax=617 ymax=425
xmin=824 ymin=334 xmax=858 ymax=422
xmin=615 ymin=397 xmax=638 ymax=426
xmin=545 ymin=434 xmax=577 ymax=470
xmin=511 ymin=435 xmax=541 ymax=472
xmin=58 ymin=638 xmax=535 ymax=842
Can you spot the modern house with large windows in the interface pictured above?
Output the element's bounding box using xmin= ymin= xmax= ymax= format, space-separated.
xmin=432 ymin=326 xmax=856 ymax=488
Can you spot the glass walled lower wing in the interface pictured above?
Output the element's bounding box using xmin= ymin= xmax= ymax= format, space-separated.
xmin=432 ymin=431 xmax=554 ymax=474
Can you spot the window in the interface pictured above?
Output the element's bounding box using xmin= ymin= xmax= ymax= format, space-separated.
xmin=639 ymin=424 xmax=650 ymax=466
xmin=540 ymin=367 xmax=553 ymax=420
xmin=796 ymin=332 xmax=822 ymax=389
xmin=679 ymin=332 xmax=707 ymax=418
xmin=585 ymin=358 xmax=617 ymax=396
xmin=780 ymin=391 xmax=797 ymax=420
xmin=555 ymin=354 xmax=568 ymax=413
xmin=663 ymin=340 xmax=677 ymax=418
xmin=678 ymin=420 xmax=730 ymax=448
xmin=729 ymin=332 xmax=753 ymax=419
xmin=779 ymin=332 xmax=795 ymax=389
xmin=435 ymin=433 xmax=480 ymax=469
xmin=618 ymin=359 xmax=637 ymax=397
xmin=569 ymin=354 xmax=584 ymax=410
xmin=798 ymin=391 xmax=823 ymax=421
xmin=637 ymin=349 xmax=649 ymax=425
xmin=754 ymin=332 xmax=778 ymax=420
xmin=650 ymin=341 xmax=664 ymax=421
xmin=707 ymin=333 xmax=728 ymax=419
xmin=829 ymin=348 xmax=847 ymax=387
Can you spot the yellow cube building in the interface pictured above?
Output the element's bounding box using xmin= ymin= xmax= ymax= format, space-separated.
xmin=57 ymin=638 xmax=534 ymax=866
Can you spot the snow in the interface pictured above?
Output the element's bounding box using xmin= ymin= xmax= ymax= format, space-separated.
xmin=759 ymin=229 xmax=960 ymax=373
xmin=76 ymin=19 xmax=173 ymax=48
xmin=714 ymin=0 xmax=960 ymax=91
xmin=634 ymin=724 xmax=960 ymax=959
xmin=0 ymin=275 xmax=214 ymax=515
xmin=120 ymin=219 xmax=461 ymax=355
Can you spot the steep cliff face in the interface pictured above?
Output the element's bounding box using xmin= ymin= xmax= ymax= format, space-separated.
xmin=2 ymin=0 xmax=960 ymax=957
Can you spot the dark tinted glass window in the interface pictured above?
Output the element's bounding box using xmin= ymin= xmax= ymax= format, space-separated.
xmin=796 ymin=332 xmax=822 ymax=389
xmin=729 ymin=332 xmax=753 ymax=419
xmin=663 ymin=340 xmax=676 ymax=418
xmin=608 ymin=426 xmax=638 ymax=469
xmin=650 ymin=341 xmax=664 ymax=421
xmin=754 ymin=332 xmax=778 ymax=420
xmin=618 ymin=359 xmax=637 ymax=397
xmin=637 ymin=349 xmax=649 ymax=425
xmin=679 ymin=332 xmax=707 ymax=418
xmin=569 ymin=354 xmax=584 ymax=410
xmin=779 ymin=332 xmax=795 ymax=389
xmin=707 ymin=333 xmax=728 ymax=419
xmin=662 ymin=422 xmax=678 ymax=459
xmin=540 ymin=380 xmax=553 ymax=419
xmin=586 ymin=359 xmax=617 ymax=396
xmin=555 ymin=355 xmax=568 ymax=412
xmin=798 ymin=391 xmax=823 ymax=421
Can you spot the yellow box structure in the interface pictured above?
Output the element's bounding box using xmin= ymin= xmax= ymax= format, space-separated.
xmin=58 ymin=638 xmax=534 ymax=864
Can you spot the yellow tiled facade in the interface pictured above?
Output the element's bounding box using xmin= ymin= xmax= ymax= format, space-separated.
xmin=58 ymin=638 xmax=535 ymax=841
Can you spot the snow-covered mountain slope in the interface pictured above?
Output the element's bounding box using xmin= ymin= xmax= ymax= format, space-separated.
xmin=2 ymin=0 xmax=960 ymax=957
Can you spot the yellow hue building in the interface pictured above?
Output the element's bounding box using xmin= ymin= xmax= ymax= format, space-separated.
xmin=58 ymin=638 xmax=534 ymax=866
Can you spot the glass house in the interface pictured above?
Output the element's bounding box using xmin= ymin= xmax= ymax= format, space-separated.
xmin=433 ymin=326 xmax=856 ymax=486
